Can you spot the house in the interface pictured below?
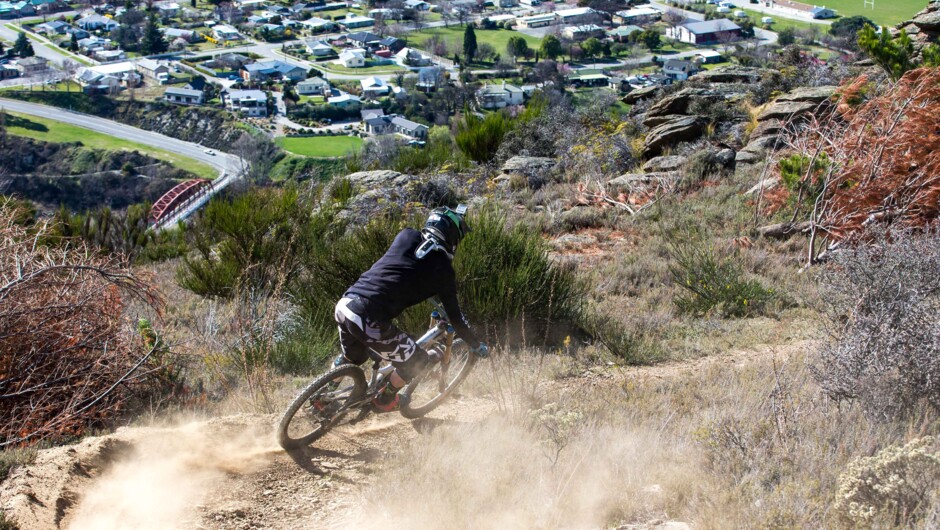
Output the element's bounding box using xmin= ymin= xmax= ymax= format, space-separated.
xmin=0 ymin=1 xmax=35 ymax=18
xmin=226 ymin=89 xmax=268 ymax=116
xmin=297 ymin=76 xmax=330 ymax=95
xmin=378 ymin=36 xmax=404 ymax=53
xmin=305 ymin=38 xmax=334 ymax=56
xmin=477 ymin=82 xmax=524 ymax=109
xmin=0 ymin=64 xmax=18 ymax=79
xmin=136 ymin=58 xmax=171 ymax=84
xmin=212 ymin=24 xmax=242 ymax=41
xmin=662 ymin=58 xmax=699 ymax=81
xmin=369 ymin=8 xmax=402 ymax=19
xmin=360 ymin=75 xmax=390 ymax=98
xmin=608 ymin=25 xmax=642 ymax=41
xmin=567 ymin=71 xmax=609 ymax=87
xmin=696 ymin=49 xmax=724 ymax=64
xmin=162 ymin=27 xmax=199 ymax=42
xmin=516 ymin=13 xmax=556 ymax=29
xmin=562 ymin=24 xmax=604 ymax=40
xmin=241 ymin=60 xmax=306 ymax=82
xmin=300 ymin=17 xmax=335 ymax=32
xmin=363 ymin=114 xmax=428 ymax=139
xmin=340 ymin=14 xmax=374 ymax=29
xmin=612 ymin=6 xmax=660 ymax=25
xmin=66 ymin=27 xmax=90 ymax=39
xmin=666 ymin=19 xmax=742 ymax=45
xmin=361 ymin=108 xmax=384 ymax=120
xmin=396 ymin=47 xmax=431 ymax=67
xmin=164 ymin=86 xmax=204 ymax=105
xmin=76 ymin=14 xmax=118 ymax=31
xmin=207 ymin=53 xmax=250 ymax=71
xmin=16 ymin=56 xmax=47 ymax=75
xmin=327 ymin=93 xmax=361 ymax=108
xmin=345 ymin=31 xmax=383 ymax=49
xmin=76 ymin=62 xmax=140 ymax=92
xmin=336 ymin=49 xmax=366 ymax=68
xmin=153 ymin=1 xmax=179 ymax=16
xmin=77 ymin=36 xmax=109 ymax=52
xmin=94 ymin=49 xmax=126 ymax=61
xmin=403 ymin=0 xmax=430 ymax=9
xmin=35 ymin=20 xmax=70 ymax=35
xmin=554 ymin=7 xmax=599 ymax=25
xmin=810 ymin=6 xmax=836 ymax=19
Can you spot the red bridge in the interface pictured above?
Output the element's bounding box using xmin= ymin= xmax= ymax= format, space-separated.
xmin=149 ymin=179 xmax=213 ymax=225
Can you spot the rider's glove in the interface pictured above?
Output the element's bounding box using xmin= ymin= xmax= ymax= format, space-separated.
xmin=473 ymin=342 xmax=489 ymax=358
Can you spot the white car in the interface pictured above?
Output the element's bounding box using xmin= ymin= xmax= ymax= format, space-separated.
xmin=204 ymin=149 xmax=216 ymax=156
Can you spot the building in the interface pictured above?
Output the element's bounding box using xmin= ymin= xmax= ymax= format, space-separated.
xmin=35 ymin=20 xmax=70 ymax=35
xmin=212 ymin=24 xmax=242 ymax=41
xmin=0 ymin=64 xmax=18 ymax=79
xmin=327 ymin=93 xmax=361 ymax=109
xmin=608 ymin=25 xmax=643 ymax=40
xmin=554 ymin=7 xmax=599 ymax=25
xmin=477 ymin=82 xmax=524 ymax=109
xmin=77 ymin=36 xmax=110 ymax=52
xmin=340 ymin=14 xmax=374 ymax=29
xmin=300 ymin=17 xmax=335 ymax=31
xmin=297 ymin=76 xmax=331 ymax=96
xmin=336 ymin=49 xmax=366 ymax=68
xmin=361 ymin=108 xmax=385 ymax=120
xmin=696 ymin=49 xmax=724 ymax=64
xmin=662 ymin=58 xmax=699 ymax=81
xmin=378 ymin=36 xmax=404 ymax=53
xmin=810 ymin=6 xmax=836 ymax=19
xmin=363 ymin=114 xmax=428 ymax=139
xmin=226 ymin=89 xmax=268 ymax=116
xmin=403 ymin=0 xmax=430 ymax=10
xmin=345 ymin=31 xmax=383 ymax=49
xmin=562 ymin=24 xmax=604 ymax=40
xmin=153 ymin=0 xmax=179 ymax=16
xmin=567 ymin=71 xmax=609 ymax=87
xmin=241 ymin=60 xmax=307 ymax=82
xmin=94 ymin=49 xmax=126 ymax=61
xmin=396 ymin=47 xmax=431 ymax=67
xmin=136 ymin=58 xmax=171 ymax=84
xmin=305 ymin=38 xmax=334 ymax=56
xmin=16 ymin=56 xmax=47 ymax=76
xmin=612 ymin=6 xmax=660 ymax=25
xmin=666 ymin=19 xmax=742 ymax=45
xmin=360 ymin=75 xmax=390 ymax=98
xmin=164 ymin=87 xmax=204 ymax=105
xmin=76 ymin=62 xmax=140 ymax=92
xmin=76 ymin=14 xmax=118 ymax=31
xmin=516 ymin=13 xmax=556 ymax=28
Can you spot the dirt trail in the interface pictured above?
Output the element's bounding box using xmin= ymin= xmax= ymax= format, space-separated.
xmin=0 ymin=342 xmax=808 ymax=530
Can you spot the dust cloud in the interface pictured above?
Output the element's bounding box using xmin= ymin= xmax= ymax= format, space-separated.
xmin=66 ymin=417 xmax=279 ymax=530
xmin=338 ymin=414 xmax=697 ymax=530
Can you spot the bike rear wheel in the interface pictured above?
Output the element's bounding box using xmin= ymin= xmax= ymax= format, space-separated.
xmin=277 ymin=364 xmax=367 ymax=450
xmin=399 ymin=339 xmax=477 ymax=419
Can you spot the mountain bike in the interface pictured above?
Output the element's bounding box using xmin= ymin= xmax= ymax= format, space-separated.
xmin=277 ymin=306 xmax=478 ymax=450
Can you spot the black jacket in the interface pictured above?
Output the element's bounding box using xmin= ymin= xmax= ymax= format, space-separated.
xmin=347 ymin=228 xmax=480 ymax=346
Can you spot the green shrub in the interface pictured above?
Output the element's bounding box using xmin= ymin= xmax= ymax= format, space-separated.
xmin=668 ymin=233 xmax=776 ymax=318
xmin=455 ymin=109 xmax=513 ymax=163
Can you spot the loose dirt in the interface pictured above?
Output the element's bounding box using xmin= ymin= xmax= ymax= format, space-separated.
xmin=0 ymin=342 xmax=807 ymax=530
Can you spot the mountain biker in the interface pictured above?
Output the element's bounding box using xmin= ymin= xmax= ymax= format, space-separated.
xmin=333 ymin=205 xmax=489 ymax=412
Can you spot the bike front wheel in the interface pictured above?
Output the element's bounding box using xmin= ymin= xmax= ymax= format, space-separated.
xmin=399 ymin=339 xmax=478 ymax=419
xmin=277 ymin=364 xmax=367 ymax=450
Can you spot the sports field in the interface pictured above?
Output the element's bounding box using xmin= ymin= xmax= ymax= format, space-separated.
xmin=276 ymin=135 xmax=363 ymax=158
xmin=799 ymin=0 xmax=924 ymax=27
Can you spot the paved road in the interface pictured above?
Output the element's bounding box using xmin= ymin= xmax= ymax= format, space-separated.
xmin=0 ymin=97 xmax=243 ymax=177
xmin=0 ymin=21 xmax=92 ymax=68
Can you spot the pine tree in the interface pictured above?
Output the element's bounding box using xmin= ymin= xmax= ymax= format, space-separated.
xmin=13 ymin=32 xmax=34 ymax=57
xmin=141 ymin=12 xmax=168 ymax=55
xmin=463 ymin=24 xmax=477 ymax=64
xmin=69 ymin=31 xmax=79 ymax=52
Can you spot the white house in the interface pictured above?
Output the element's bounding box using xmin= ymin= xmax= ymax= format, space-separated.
xmin=336 ymin=49 xmax=366 ymax=68
xmin=94 ymin=49 xmax=126 ymax=61
xmin=154 ymin=1 xmax=180 ymax=16
xmin=297 ymin=76 xmax=331 ymax=96
xmin=360 ymin=75 xmax=390 ymax=98
xmin=328 ymin=93 xmax=361 ymax=109
xmin=662 ymin=58 xmax=699 ymax=81
xmin=136 ymin=58 xmax=171 ymax=84
xmin=396 ymin=47 xmax=432 ymax=67
xmin=477 ymin=82 xmax=524 ymax=109
xmin=164 ymin=87 xmax=204 ymax=105
xmin=516 ymin=13 xmax=556 ymax=28
xmin=666 ymin=19 xmax=742 ymax=45
xmin=76 ymin=14 xmax=118 ymax=31
xmin=300 ymin=17 xmax=335 ymax=31
xmin=305 ymin=38 xmax=334 ymax=56
xmin=212 ymin=24 xmax=242 ymax=41
xmin=403 ymin=0 xmax=430 ymax=9
xmin=613 ymin=6 xmax=661 ymax=24
xmin=226 ymin=89 xmax=268 ymax=117
xmin=340 ymin=14 xmax=375 ymax=29
xmin=810 ymin=6 xmax=836 ymax=19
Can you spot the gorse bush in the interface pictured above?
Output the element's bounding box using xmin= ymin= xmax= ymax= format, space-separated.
xmin=178 ymin=187 xmax=586 ymax=371
xmin=835 ymin=437 xmax=940 ymax=526
xmin=813 ymin=229 xmax=940 ymax=420
xmin=668 ymin=233 xmax=776 ymax=318
xmin=455 ymin=108 xmax=513 ymax=163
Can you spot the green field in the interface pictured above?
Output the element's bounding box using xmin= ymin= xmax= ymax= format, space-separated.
xmin=276 ymin=135 xmax=363 ymax=158
xmin=809 ymin=0 xmax=926 ymax=27
xmin=408 ymin=26 xmax=542 ymax=56
xmin=4 ymin=112 xmax=218 ymax=179
xmin=312 ymin=60 xmax=406 ymax=74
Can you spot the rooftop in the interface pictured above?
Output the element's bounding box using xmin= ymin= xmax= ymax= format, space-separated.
xmin=681 ymin=19 xmax=741 ymax=34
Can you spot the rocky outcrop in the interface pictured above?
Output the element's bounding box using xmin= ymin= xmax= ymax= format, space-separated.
xmin=776 ymin=85 xmax=838 ymax=104
xmin=622 ymin=85 xmax=660 ymax=104
xmin=897 ymin=3 xmax=940 ymax=58
xmin=751 ymin=119 xmax=786 ymax=139
xmin=643 ymin=113 xmax=687 ymax=128
xmin=756 ymin=100 xmax=818 ymax=122
xmin=736 ymin=150 xmax=765 ymax=165
xmin=345 ymin=170 xmax=415 ymax=188
xmin=643 ymin=116 xmax=704 ymax=157
xmin=500 ymin=156 xmax=555 ymax=176
xmin=642 ymin=155 xmax=687 ymax=172
xmin=691 ymin=66 xmax=774 ymax=84
xmin=607 ymin=171 xmax=679 ymax=193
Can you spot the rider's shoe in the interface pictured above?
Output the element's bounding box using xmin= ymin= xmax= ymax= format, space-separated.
xmin=371 ymin=382 xmax=401 ymax=413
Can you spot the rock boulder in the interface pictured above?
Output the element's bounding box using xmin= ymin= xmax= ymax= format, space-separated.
xmin=643 ymin=155 xmax=687 ymax=172
xmin=642 ymin=116 xmax=704 ymax=158
xmin=756 ymin=100 xmax=817 ymax=122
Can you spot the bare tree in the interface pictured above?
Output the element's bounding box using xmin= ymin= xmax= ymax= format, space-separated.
xmin=233 ymin=131 xmax=278 ymax=183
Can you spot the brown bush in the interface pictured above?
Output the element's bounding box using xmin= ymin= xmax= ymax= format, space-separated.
xmin=0 ymin=202 xmax=163 ymax=447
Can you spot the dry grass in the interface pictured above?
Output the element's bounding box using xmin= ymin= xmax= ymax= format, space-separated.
xmin=348 ymin=345 xmax=937 ymax=529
